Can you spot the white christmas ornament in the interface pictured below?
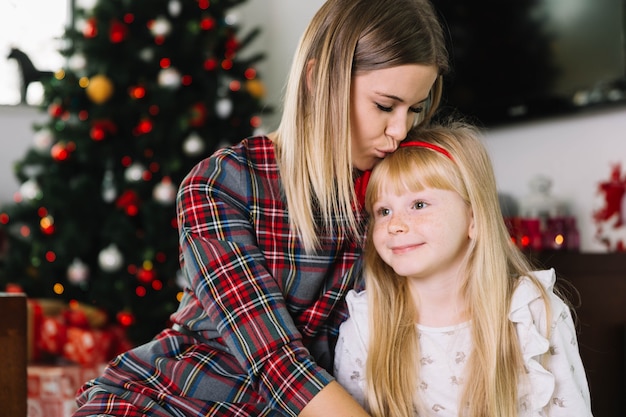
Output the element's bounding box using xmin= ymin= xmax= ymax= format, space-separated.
xmin=150 ymin=16 xmax=172 ymax=37
xmin=158 ymin=68 xmax=181 ymax=89
xmin=215 ymin=98 xmax=233 ymax=118
xmin=153 ymin=177 xmax=177 ymax=204
xmin=19 ymin=179 xmax=42 ymax=201
xmin=68 ymin=54 xmax=87 ymax=71
xmin=98 ymin=244 xmax=124 ymax=272
xmin=101 ymin=169 xmax=117 ymax=203
xmin=77 ymin=0 xmax=98 ymax=10
xmin=125 ymin=163 xmax=145 ymax=182
xmin=33 ymin=129 xmax=54 ymax=152
xmin=67 ymin=258 xmax=90 ymax=284
xmin=168 ymin=0 xmax=182 ymax=16
xmin=183 ymin=132 xmax=205 ymax=156
xmin=21 ymin=164 xmax=43 ymax=179
xmin=139 ymin=47 xmax=155 ymax=62
xmin=225 ymin=12 xmax=239 ymax=26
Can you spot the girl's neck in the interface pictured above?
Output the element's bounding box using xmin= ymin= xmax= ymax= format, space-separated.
xmin=407 ymin=277 xmax=469 ymax=327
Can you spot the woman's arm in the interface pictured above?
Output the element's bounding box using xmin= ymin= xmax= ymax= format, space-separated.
xmin=300 ymin=381 xmax=371 ymax=417
xmin=177 ymin=139 xmax=361 ymax=416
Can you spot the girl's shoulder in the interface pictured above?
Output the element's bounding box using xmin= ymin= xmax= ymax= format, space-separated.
xmin=341 ymin=289 xmax=371 ymax=339
xmin=345 ymin=289 xmax=369 ymax=319
xmin=510 ymin=268 xmax=569 ymax=323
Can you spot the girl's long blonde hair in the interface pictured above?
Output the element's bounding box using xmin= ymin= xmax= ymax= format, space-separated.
xmin=273 ymin=0 xmax=448 ymax=252
xmin=362 ymin=121 xmax=551 ymax=417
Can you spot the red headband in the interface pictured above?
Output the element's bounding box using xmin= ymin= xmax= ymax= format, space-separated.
xmin=355 ymin=141 xmax=453 ymax=208
xmin=399 ymin=140 xmax=454 ymax=160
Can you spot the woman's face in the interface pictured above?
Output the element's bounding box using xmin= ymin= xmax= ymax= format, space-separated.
xmin=350 ymin=64 xmax=439 ymax=171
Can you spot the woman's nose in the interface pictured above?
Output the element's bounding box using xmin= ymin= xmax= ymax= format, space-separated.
xmin=385 ymin=113 xmax=411 ymax=142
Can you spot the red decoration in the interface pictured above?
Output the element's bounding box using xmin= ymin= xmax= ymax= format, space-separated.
xmin=203 ymin=58 xmax=217 ymax=71
xmin=40 ymin=215 xmax=55 ymax=235
xmin=28 ymin=299 xmax=131 ymax=365
xmin=116 ymin=311 xmax=135 ymax=327
xmin=133 ymin=118 xmax=153 ymax=135
xmin=200 ymin=16 xmax=216 ymax=30
xmin=115 ymin=190 xmax=140 ymax=216
xmin=109 ymin=19 xmax=128 ymax=43
xmin=136 ymin=267 xmax=156 ymax=283
xmin=129 ymin=85 xmax=146 ymax=99
xmin=593 ymin=163 xmax=626 ymax=251
xmin=48 ymin=103 xmax=64 ymax=118
xmin=225 ymin=36 xmax=239 ymax=58
xmin=90 ymin=119 xmax=117 ymax=141
xmin=51 ymin=142 xmax=70 ymax=161
xmin=188 ymin=102 xmax=207 ymax=127
xmin=83 ymin=18 xmax=98 ymax=38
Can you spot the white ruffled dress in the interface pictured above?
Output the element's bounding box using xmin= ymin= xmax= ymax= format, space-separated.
xmin=334 ymin=269 xmax=593 ymax=416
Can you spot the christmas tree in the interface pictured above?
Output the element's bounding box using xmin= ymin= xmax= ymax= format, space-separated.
xmin=0 ymin=0 xmax=269 ymax=345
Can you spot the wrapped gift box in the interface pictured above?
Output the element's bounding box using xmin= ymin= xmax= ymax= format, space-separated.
xmin=27 ymin=363 xmax=107 ymax=417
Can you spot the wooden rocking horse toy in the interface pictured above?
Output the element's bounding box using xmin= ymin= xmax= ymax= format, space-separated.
xmin=7 ymin=47 xmax=54 ymax=104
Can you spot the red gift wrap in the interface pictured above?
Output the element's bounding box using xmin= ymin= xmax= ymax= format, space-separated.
xmin=26 ymin=298 xmax=132 ymax=365
xmin=27 ymin=363 xmax=107 ymax=417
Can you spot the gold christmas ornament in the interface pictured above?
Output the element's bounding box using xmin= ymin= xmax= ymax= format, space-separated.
xmin=246 ymin=79 xmax=266 ymax=99
xmin=86 ymin=74 xmax=114 ymax=104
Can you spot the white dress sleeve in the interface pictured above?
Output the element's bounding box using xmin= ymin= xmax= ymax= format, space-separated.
xmin=509 ymin=269 xmax=593 ymax=417
xmin=334 ymin=289 xmax=370 ymax=409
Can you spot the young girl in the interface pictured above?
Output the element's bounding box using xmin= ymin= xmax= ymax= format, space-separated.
xmin=73 ymin=0 xmax=448 ymax=416
xmin=334 ymin=121 xmax=593 ymax=417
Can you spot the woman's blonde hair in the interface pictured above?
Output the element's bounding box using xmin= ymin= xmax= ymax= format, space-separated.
xmin=362 ymin=121 xmax=551 ymax=417
xmin=274 ymin=0 xmax=449 ymax=252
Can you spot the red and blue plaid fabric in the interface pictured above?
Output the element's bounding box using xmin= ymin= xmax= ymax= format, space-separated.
xmin=73 ymin=136 xmax=365 ymax=417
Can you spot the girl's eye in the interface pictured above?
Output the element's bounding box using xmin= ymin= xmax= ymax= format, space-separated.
xmin=412 ymin=201 xmax=427 ymax=210
xmin=409 ymin=106 xmax=424 ymax=114
xmin=376 ymin=207 xmax=391 ymax=217
xmin=376 ymin=103 xmax=393 ymax=113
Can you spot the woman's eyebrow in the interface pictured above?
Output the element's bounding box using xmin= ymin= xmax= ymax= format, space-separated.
xmin=375 ymin=92 xmax=429 ymax=104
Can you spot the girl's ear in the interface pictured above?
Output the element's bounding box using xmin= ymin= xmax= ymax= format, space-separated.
xmin=468 ymin=209 xmax=476 ymax=240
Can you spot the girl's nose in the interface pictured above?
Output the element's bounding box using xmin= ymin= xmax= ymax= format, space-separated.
xmin=388 ymin=214 xmax=407 ymax=234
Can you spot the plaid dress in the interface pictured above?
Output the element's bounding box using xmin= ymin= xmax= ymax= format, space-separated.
xmin=73 ymin=136 xmax=365 ymax=417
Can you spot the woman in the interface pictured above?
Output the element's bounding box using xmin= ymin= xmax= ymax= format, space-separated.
xmin=73 ymin=0 xmax=449 ymax=416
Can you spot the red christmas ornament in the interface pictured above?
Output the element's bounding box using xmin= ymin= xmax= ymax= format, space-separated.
xmin=225 ymin=36 xmax=239 ymax=58
xmin=133 ymin=118 xmax=153 ymax=135
xmin=115 ymin=190 xmax=140 ymax=216
xmin=200 ymin=16 xmax=216 ymax=31
xmin=136 ymin=267 xmax=156 ymax=283
xmin=90 ymin=119 xmax=117 ymax=141
xmin=129 ymin=85 xmax=146 ymax=99
xmin=40 ymin=215 xmax=55 ymax=235
xmin=109 ymin=19 xmax=129 ymax=43
xmin=203 ymin=58 xmax=217 ymax=71
xmin=188 ymin=102 xmax=207 ymax=127
xmin=51 ymin=142 xmax=70 ymax=161
xmin=116 ymin=311 xmax=135 ymax=327
xmin=48 ymin=103 xmax=64 ymax=118
xmin=84 ymin=17 xmax=98 ymax=38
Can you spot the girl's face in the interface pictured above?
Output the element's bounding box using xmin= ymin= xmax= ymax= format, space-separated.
xmin=371 ymin=186 xmax=474 ymax=283
xmin=350 ymin=64 xmax=439 ymax=171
